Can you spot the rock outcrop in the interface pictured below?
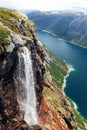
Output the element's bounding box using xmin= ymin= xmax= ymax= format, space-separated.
xmin=38 ymin=72 xmax=77 ymax=130
xmin=0 ymin=8 xmax=44 ymax=130
xmin=0 ymin=8 xmax=87 ymax=130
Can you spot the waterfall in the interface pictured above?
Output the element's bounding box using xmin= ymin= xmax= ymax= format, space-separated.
xmin=16 ymin=46 xmax=37 ymax=125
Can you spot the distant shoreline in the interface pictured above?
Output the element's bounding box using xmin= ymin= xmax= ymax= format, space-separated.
xmin=40 ymin=29 xmax=81 ymax=114
xmin=62 ymin=64 xmax=74 ymax=94
xmin=38 ymin=29 xmax=87 ymax=121
xmin=62 ymin=64 xmax=79 ymax=111
xmin=40 ymin=29 xmax=87 ymax=50
xmin=42 ymin=29 xmax=57 ymax=37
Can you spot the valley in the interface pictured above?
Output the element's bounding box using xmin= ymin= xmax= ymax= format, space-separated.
xmin=28 ymin=10 xmax=87 ymax=47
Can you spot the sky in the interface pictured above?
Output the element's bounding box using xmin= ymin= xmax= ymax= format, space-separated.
xmin=0 ymin=0 xmax=87 ymax=11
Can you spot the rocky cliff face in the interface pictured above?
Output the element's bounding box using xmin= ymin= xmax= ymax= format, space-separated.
xmin=38 ymin=73 xmax=76 ymax=130
xmin=0 ymin=8 xmax=87 ymax=130
xmin=0 ymin=8 xmax=43 ymax=130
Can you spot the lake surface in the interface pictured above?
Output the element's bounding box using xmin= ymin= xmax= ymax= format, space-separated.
xmin=37 ymin=30 xmax=87 ymax=119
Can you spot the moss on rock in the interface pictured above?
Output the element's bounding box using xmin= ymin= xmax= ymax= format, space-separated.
xmin=0 ymin=26 xmax=10 ymax=52
xmin=0 ymin=8 xmax=35 ymax=52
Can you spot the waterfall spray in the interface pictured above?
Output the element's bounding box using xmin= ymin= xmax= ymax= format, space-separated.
xmin=16 ymin=46 xmax=37 ymax=125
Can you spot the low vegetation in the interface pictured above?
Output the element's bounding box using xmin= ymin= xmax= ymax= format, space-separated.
xmin=0 ymin=8 xmax=34 ymax=52
xmin=0 ymin=26 xmax=10 ymax=52
xmin=66 ymin=96 xmax=87 ymax=129
xmin=46 ymin=48 xmax=87 ymax=129
xmin=46 ymin=50 xmax=68 ymax=87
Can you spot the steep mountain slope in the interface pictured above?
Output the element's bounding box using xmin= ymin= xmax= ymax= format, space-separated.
xmin=28 ymin=10 xmax=87 ymax=47
xmin=0 ymin=8 xmax=87 ymax=130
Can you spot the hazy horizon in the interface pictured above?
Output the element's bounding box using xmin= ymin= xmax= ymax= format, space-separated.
xmin=0 ymin=0 xmax=87 ymax=11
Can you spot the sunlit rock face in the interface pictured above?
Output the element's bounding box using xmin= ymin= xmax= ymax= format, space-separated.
xmin=38 ymin=97 xmax=69 ymax=130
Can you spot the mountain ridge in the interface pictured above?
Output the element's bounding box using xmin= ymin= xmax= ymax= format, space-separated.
xmin=28 ymin=10 xmax=87 ymax=47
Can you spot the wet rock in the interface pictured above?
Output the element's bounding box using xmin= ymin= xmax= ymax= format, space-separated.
xmin=0 ymin=49 xmax=18 ymax=81
xmin=29 ymin=125 xmax=42 ymax=130
xmin=0 ymin=91 xmax=9 ymax=127
xmin=26 ymin=37 xmax=46 ymax=107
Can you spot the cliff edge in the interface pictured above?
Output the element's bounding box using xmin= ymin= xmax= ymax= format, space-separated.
xmin=0 ymin=8 xmax=87 ymax=130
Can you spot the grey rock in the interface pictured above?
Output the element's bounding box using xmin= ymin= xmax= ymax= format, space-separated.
xmin=11 ymin=33 xmax=26 ymax=45
xmin=29 ymin=125 xmax=42 ymax=130
xmin=5 ymin=42 xmax=15 ymax=53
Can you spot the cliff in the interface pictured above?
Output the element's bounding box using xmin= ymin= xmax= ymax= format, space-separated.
xmin=0 ymin=8 xmax=87 ymax=130
xmin=38 ymin=48 xmax=87 ymax=130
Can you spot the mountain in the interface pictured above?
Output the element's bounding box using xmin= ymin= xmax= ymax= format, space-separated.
xmin=0 ymin=8 xmax=87 ymax=130
xmin=28 ymin=10 xmax=87 ymax=47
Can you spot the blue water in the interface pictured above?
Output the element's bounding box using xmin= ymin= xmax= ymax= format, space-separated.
xmin=37 ymin=30 xmax=87 ymax=119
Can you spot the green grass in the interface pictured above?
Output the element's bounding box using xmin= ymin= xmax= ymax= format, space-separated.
xmin=0 ymin=8 xmax=25 ymax=32
xmin=0 ymin=26 xmax=10 ymax=52
xmin=0 ymin=8 xmax=19 ymax=33
xmin=47 ymin=62 xmax=64 ymax=86
xmin=0 ymin=8 xmax=34 ymax=38
xmin=73 ymin=110 xmax=86 ymax=130
xmin=0 ymin=7 xmax=34 ymax=51
xmin=0 ymin=26 xmax=10 ymax=38
xmin=0 ymin=8 xmax=24 ymax=20
xmin=1 ymin=20 xmax=18 ymax=33
xmin=46 ymin=49 xmax=87 ymax=129
xmin=0 ymin=7 xmax=35 ymax=53
xmin=66 ymin=96 xmax=87 ymax=130
xmin=46 ymin=50 xmax=68 ymax=87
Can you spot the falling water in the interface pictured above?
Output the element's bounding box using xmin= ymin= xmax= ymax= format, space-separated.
xmin=16 ymin=46 xmax=37 ymax=125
